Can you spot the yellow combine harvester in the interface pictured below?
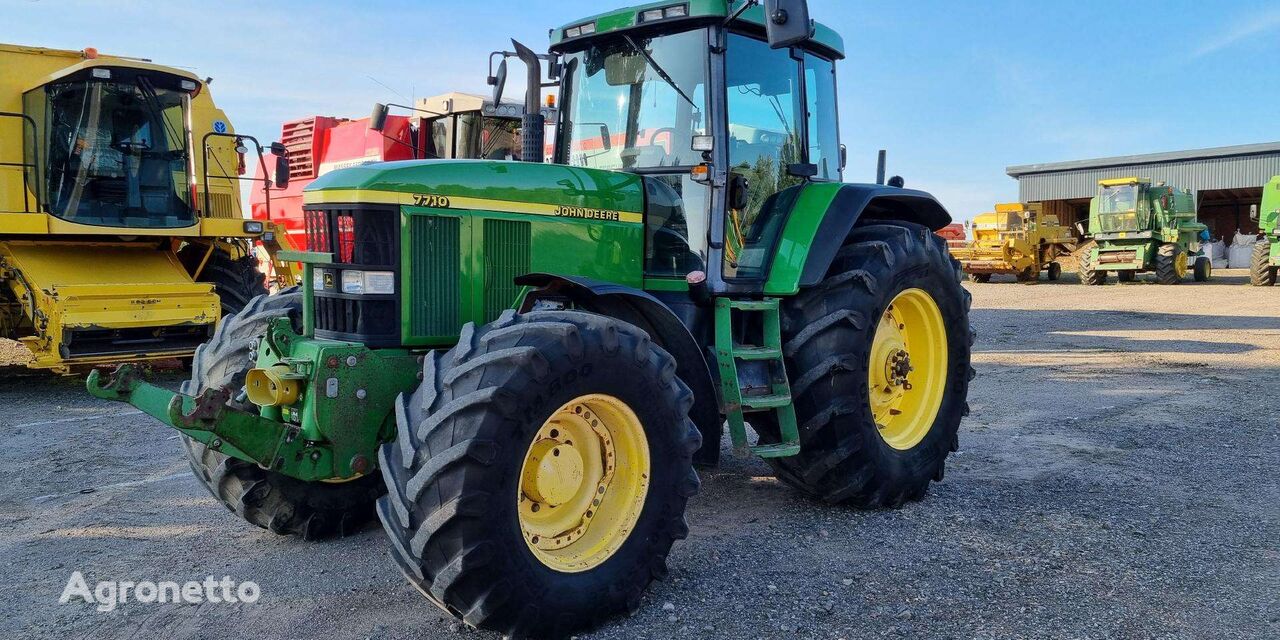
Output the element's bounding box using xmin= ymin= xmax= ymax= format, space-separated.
xmin=0 ymin=43 xmax=290 ymax=372
xmin=952 ymin=202 xmax=1076 ymax=283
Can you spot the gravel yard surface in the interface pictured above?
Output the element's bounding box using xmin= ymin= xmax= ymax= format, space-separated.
xmin=1 ymin=270 xmax=1276 ymax=639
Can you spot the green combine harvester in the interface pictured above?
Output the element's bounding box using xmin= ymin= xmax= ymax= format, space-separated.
xmin=1249 ymin=175 xmax=1279 ymax=286
xmin=1079 ymin=177 xmax=1211 ymax=285
xmin=88 ymin=1 xmax=973 ymax=635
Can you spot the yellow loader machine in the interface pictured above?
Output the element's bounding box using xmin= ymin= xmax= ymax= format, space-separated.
xmin=0 ymin=43 xmax=290 ymax=372
xmin=952 ymin=202 xmax=1076 ymax=282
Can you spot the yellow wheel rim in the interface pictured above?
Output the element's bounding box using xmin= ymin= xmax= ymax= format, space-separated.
xmin=518 ymin=394 xmax=650 ymax=573
xmin=868 ymin=288 xmax=949 ymax=450
xmin=1174 ymin=252 xmax=1188 ymax=278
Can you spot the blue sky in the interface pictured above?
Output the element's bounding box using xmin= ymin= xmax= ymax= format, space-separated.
xmin=4 ymin=0 xmax=1277 ymax=219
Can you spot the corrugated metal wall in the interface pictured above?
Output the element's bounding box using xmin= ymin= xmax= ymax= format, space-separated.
xmin=1012 ymin=152 xmax=1280 ymax=202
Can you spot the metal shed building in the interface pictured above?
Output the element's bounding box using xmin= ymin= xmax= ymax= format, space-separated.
xmin=1006 ymin=142 xmax=1280 ymax=240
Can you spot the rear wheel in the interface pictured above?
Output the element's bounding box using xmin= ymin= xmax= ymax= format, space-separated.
xmin=756 ymin=222 xmax=972 ymax=507
xmin=968 ymin=273 xmax=991 ymax=283
xmin=1193 ymin=256 xmax=1212 ymax=282
xmin=1079 ymin=248 xmax=1106 ymax=285
xmin=378 ymin=311 xmax=700 ymax=637
xmin=181 ymin=289 xmax=383 ymax=539
xmin=1250 ymin=241 xmax=1276 ymax=286
xmin=1047 ymin=262 xmax=1062 ymax=281
xmin=1117 ymin=270 xmax=1136 ymax=283
xmin=1015 ymin=267 xmax=1036 ymax=283
xmin=1154 ymin=243 xmax=1186 ymax=285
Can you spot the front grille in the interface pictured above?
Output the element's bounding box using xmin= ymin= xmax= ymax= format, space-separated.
xmin=304 ymin=206 xmax=397 ymax=266
xmin=410 ymin=216 xmax=461 ymax=338
xmin=483 ymin=219 xmax=530 ymax=322
xmin=304 ymin=204 xmax=401 ymax=346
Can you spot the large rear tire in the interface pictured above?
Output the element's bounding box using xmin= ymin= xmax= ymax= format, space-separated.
xmin=1154 ymin=243 xmax=1186 ymax=285
xmin=756 ymin=222 xmax=972 ymax=507
xmin=1251 ymin=240 xmax=1276 ymax=286
xmin=378 ymin=311 xmax=700 ymax=637
xmin=181 ymin=289 xmax=384 ymax=539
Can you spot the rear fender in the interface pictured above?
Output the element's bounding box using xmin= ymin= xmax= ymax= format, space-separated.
xmin=764 ymin=183 xmax=952 ymax=295
xmin=516 ymin=273 xmax=721 ymax=466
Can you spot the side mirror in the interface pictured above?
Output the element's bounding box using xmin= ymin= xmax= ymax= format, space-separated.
xmin=598 ymin=124 xmax=612 ymax=151
xmin=489 ymin=59 xmax=508 ymax=106
xmin=729 ymin=173 xmax=751 ymax=210
xmin=839 ymin=144 xmax=847 ymax=171
xmin=369 ymin=103 xmax=389 ymax=132
xmin=763 ymin=0 xmax=815 ymax=49
xmin=270 ymin=142 xmax=290 ymax=189
xmin=1250 ymin=204 xmax=1259 ymax=221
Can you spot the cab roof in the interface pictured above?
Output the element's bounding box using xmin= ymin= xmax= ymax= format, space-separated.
xmin=550 ymin=0 xmax=845 ymax=60
xmin=27 ymin=57 xmax=201 ymax=93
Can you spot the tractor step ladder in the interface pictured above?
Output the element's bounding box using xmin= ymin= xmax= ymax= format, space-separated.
xmin=713 ymin=298 xmax=800 ymax=458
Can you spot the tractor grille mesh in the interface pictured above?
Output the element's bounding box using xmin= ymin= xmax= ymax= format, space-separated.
xmin=483 ymin=219 xmax=530 ymax=322
xmin=410 ymin=216 xmax=461 ymax=337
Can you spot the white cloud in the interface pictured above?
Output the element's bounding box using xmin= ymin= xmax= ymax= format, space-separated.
xmin=1194 ymin=8 xmax=1280 ymax=57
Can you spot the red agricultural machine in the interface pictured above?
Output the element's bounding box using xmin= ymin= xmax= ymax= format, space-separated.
xmin=249 ymin=92 xmax=553 ymax=270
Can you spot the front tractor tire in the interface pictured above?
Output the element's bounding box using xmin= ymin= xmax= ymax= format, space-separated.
xmin=181 ymin=289 xmax=384 ymax=539
xmin=378 ymin=311 xmax=701 ymax=638
xmin=1154 ymin=243 xmax=1187 ymax=285
xmin=758 ymin=222 xmax=973 ymax=507
xmin=1250 ymin=241 xmax=1276 ymax=286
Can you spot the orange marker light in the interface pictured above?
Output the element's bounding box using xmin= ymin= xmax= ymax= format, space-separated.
xmin=83 ymin=47 xmax=99 ymax=59
xmin=546 ymin=94 xmax=556 ymax=108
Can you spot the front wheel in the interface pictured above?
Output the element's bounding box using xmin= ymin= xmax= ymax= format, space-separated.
xmin=378 ymin=311 xmax=700 ymax=637
xmin=180 ymin=289 xmax=384 ymax=539
xmin=1250 ymin=241 xmax=1276 ymax=286
xmin=1154 ymin=243 xmax=1187 ymax=285
xmin=1079 ymin=248 xmax=1106 ymax=286
xmin=757 ymin=222 xmax=972 ymax=507
xmin=1047 ymin=262 xmax=1062 ymax=281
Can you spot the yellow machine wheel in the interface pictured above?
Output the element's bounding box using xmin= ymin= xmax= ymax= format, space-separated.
xmin=868 ymin=289 xmax=949 ymax=451
xmin=379 ymin=311 xmax=700 ymax=637
xmin=757 ymin=221 xmax=973 ymax=508
xmin=517 ymin=394 xmax=651 ymax=573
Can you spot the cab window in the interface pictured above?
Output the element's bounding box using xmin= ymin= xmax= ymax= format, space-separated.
xmin=724 ymin=33 xmax=804 ymax=279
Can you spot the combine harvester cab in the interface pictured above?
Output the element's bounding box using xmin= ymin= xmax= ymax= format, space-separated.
xmin=90 ymin=1 xmax=975 ymax=635
xmin=1249 ymin=175 xmax=1279 ymax=286
xmin=1079 ymin=177 xmax=1211 ymax=285
xmin=0 ymin=43 xmax=287 ymax=372
xmin=952 ymin=202 xmax=1075 ymax=282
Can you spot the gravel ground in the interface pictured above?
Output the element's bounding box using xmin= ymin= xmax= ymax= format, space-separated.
xmin=1 ymin=270 xmax=1277 ymax=639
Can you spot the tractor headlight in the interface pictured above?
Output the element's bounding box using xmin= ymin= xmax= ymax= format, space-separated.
xmin=341 ymin=270 xmax=395 ymax=295
xmin=243 ymin=221 xmax=264 ymax=234
xmin=313 ymin=269 xmax=328 ymax=291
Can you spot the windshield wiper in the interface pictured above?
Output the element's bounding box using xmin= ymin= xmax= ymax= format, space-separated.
xmin=621 ymin=34 xmax=698 ymax=110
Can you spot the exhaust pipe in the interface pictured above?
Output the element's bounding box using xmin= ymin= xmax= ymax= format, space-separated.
xmin=512 ymin=39 xmax=545 ymax=163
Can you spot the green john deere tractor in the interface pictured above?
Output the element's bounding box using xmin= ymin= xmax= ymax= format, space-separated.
xmin=1079 ymin=177 xmax=1211 ymax=285
xmin=1249 ymin=175 xmax=1279 ymax=286
xmin=88 ymin=1 xmax=973 ymax=635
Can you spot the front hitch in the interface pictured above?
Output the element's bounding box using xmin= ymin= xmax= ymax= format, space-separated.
xmin=87 ymin=364 xmax=341 ymax=481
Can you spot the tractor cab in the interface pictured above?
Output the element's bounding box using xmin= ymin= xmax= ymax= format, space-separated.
xmin=545 ymin=0 xmax=845 ymax=286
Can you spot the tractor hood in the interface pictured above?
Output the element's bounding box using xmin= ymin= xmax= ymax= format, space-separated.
xmin=302 ymin=159 xmax=644 ymax=221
